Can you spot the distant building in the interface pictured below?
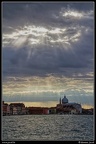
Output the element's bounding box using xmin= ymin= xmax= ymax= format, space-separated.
xmin=43 ymin=108 xmax=49 ymax=114
xmin=28 ymin=107 xmax=44 ymax=114
xmin=28 ymin=107 xmax=56 ymax=115
xmin=9 ymin=103 xmax=26 ymax=115
xmin=49 ymin=107 xmax=56 ymax=114
xmin=2 ymin=101 xmax=10 ymax=115
xmin=13 ymin=107 xmax=18 ymax=115
xmin=25 ymin=107 xmax=30 ymax=114
xmin=62 ymin=95 xmax=68 ymax=104
xmin=82 ymin=108 xmax=93 ymax=115
xmin=56 ymin=95 xmax=82 ymax=114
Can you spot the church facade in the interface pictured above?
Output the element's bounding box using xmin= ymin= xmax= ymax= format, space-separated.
xmin=56 ymin=95 xmax=82 ymax=114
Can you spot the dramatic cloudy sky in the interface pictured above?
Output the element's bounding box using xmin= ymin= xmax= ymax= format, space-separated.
xmin=2 ymin=2 xmax=94 ymax=108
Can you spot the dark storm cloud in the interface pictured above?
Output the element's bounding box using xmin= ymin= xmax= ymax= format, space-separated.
xmin=3 ymin=2 xmax=93 ymax=27
xmin=3 ymin=3 xmax=62 ymax=28
xmin=2 ymin=2 xmax=94 ymax=78
xmin=3 ymin=45 xmax=93 ymax=78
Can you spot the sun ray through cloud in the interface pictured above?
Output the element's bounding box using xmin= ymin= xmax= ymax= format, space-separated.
xmin=2 ymin=2 xmax=94 ymax=108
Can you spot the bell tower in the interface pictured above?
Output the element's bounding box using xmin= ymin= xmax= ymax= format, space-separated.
xmin=60 ymin=97 xmax=61 ymax=104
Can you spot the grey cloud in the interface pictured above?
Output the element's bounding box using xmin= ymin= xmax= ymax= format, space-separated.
xmin=2 ymin=2 xmax=94 ymax=28
xmin=2 ymin=2 xmax=94 ymax=79
xmin=3 ymin=43 xmax=93 ymax=78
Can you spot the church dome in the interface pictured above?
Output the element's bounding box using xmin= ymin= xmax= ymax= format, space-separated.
xmin=62 ymin=95 xmax=68 ymax=104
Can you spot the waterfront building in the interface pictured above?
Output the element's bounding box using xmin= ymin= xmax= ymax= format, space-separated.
xmin=25 ymin=107 xmax=30 ymax=114
xmin=2 ymin=101 xmax=10 ymax=115
xmin=62 ymin=95 xmax=68 ymax=104
xmin=82 ymin=108 xmax=93 ymax=115
xmin=28 ymin=107 xmax=56 ymax=115
xmin=71 ymin=108 xmax=78 ymax=114
xmin=56 ymin=95 xmax=82 ymax=114
xmin=43 ymin=108 xmax=49 ymax=114
xmin=28 ymin=107 xmax=44 ymax=114
xmin=22 ymin=106 xmax=26 ymax=114
xmin=49 ymin=107 xmax=56 ymax=114
xmin=9 ymin=103 xmax=26 ymax=115
xmin=13 ymin=107 xmax=18 ymax=115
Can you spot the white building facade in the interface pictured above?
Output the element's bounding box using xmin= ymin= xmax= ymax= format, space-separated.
xmin=61 ymin=95 xmax=82 ymax=114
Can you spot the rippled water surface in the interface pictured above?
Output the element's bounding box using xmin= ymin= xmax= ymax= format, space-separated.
xmin=2 ymin=115 xmax=94 ymax=141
